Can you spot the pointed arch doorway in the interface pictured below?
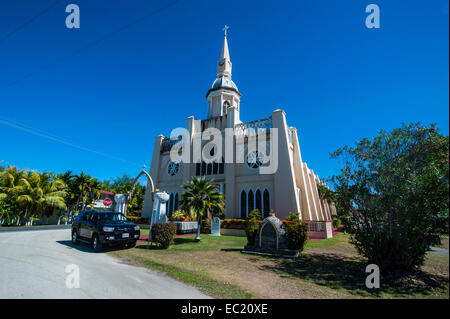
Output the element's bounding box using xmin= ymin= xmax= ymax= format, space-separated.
xmin=123 ymin=167 xmax=156 ymax=216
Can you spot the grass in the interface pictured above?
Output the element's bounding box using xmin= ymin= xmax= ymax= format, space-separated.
xmin=111 ymin=234 xmax=251 ymax=299
xmin=110 ymin=233 xmax=449 ymax=299
xmin=130 ymin=254 xmax=251 ymax=299
xmin=436 ymin=236 xmax=449 ymax=249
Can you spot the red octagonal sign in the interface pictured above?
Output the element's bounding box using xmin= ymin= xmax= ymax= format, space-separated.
xmin=103 ymin=198 xmax=112 ymax=207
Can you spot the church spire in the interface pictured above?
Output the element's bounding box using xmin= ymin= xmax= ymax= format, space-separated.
xmin=217 ymin=25 xmax=232 ymax=78
xmin=220 ymin=25 xmax=230 ymax=60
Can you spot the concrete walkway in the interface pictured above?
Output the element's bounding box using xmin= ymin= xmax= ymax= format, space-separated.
xmin=0 ymin=228 xmax=209 ymax=299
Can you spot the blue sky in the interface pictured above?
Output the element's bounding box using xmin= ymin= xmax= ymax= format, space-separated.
xmin=0 ymin=0 xmax=448 ymax=182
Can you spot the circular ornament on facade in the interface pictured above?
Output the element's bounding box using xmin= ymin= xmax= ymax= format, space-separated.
xmin=245 ymin=149 xmax=266 ymax=169
xmin=167 ymin=161 xmax=180 ymax=176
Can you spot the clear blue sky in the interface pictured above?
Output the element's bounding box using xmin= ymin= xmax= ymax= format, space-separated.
xmin=0 ymin=0 xmax=448 ymax=182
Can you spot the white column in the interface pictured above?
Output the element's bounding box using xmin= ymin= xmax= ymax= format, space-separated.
xmin=271 ymin=109 xmax=300 ymax=219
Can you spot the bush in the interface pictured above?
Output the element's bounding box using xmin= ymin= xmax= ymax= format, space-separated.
xmin=221 ymin=219 xmax=246 ymax=229
xmin=151 ymin=223 xmax=177 ymax=249
xmin=330 ymin=123 xmax=449 ymax=273
xmin=332 ymin=217 xmax=341 ymax=228
xmin=201 ymin=218 xmax=211 ymax=233
xmin=169 ymin=210 xmax=195 ymax=222
xmin=126 ymin=216 xmax=150 ymax=224
xmin=244 ymin=209 xmax=261 ymax=246
xmin=285 ymin=212 xmax=308 ymax=251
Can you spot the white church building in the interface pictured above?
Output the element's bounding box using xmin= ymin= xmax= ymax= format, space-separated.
xmin=142 ymin=29 xmax=336 ymax=230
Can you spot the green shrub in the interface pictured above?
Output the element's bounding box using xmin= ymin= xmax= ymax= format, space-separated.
xmin=151 ymin=223 xmax=177 ymax=249
xmin=332 ymin=217 xmax=341 ymax=228
xmin=244 ymin=209 xmax=261 ymax=246
xmin=201 ymin=218 xmax=211 ymax=233
xmin=285 ymin=212 xmax=308 ymax=251
xmin=330 ymin=123 xmax=449 ymax=272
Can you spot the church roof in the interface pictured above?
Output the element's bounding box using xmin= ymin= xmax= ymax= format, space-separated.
xmin=211 ymin=76 xmax=238 ymax=91
xmin=206 ymin=76 xmax=241 ymax=97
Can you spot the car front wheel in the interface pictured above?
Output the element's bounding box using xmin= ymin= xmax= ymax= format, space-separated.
xmin=92 ymin=234 xmax=102 ymax=251
xmin=72 ymin=229 xmax=79 ymax=244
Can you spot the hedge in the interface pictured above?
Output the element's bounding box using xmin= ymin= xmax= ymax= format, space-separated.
xmin=151 ymin=223 xmax=177 ymax=249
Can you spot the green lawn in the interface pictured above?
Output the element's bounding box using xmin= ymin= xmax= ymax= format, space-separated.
xmin=112 ymin=234 xmax=251 ymax=298
xmin=110 ymin=233 xmax=449 ymax=299
xmin=436 ymin=236 xmax=449 ymax=249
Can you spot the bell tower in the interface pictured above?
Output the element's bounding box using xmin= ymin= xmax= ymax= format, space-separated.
xmin=206 ymin=26 xmax=242 ymax=119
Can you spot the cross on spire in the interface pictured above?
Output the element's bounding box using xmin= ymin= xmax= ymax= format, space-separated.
xmin=222 ymin=25 xmax=229 ymax=36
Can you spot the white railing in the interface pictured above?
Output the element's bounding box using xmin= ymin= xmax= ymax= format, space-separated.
xmin=307 ymin=221 xmax=326 ymax=232
xmin=234 ymin=117 xmax=272 ymax=136
xmin=160 ymin=135 xmax=182 ymax=153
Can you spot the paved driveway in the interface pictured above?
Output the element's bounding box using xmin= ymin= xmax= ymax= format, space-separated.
xmin=0 ymin=228 xmax=209 ymax=299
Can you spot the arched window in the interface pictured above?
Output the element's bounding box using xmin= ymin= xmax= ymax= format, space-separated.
xmin=223 ymin=100 xmax=230 ymax=114
xmin=219 ymin=157 xmax=224 ymax=174
xmin=201 ymin=162 xmax=206 ymax=175
xmin=207 ymin=163 xmax=212 ymax=175
xmin=256 ymin=189 xmax=262 ymax=213
xmin=240 ymin=190 xmax=247 ymax=218
xmin=168 ymin=193 xmax=174 ymax=216
xmin=248 ymin=190 xmax=254 ymax=215
xmin=263 ymin=189 xmax=270 ymax=218
xmin=174 ymin=193 xmax=179 ymax=212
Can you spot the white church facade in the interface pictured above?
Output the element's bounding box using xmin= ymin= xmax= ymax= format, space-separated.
xmin=142 ymin=29 xmax=336 ymax=226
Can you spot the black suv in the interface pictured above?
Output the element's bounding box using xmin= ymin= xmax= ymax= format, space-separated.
xmin=71 ymin=210 xmax=140 ymax=251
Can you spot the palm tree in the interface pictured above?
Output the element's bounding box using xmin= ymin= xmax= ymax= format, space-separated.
xmin=57 ymin=170 xmax=76 ymax=223
xmin=0 ymin=167 xmax=67 ymax=225
xmin=180 ymin=177 xmax=224 ymax=242
xmin=16 ymin=171 xmax=67 ymax=224
xmin=72 ymin=172 xmax=101 ymax=211
xmin=0 ymin=166 xmax=27 ymax=224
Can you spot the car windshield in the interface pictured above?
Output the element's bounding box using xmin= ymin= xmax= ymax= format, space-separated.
xmin=100 ymin=213 xmax=128 ymax=223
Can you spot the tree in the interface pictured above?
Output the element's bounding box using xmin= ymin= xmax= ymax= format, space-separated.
xmin=16 ymin=171 xmax=67 ymax=223
xmin=0 ymin=166 xmax=27 ymax=224
xmin=72 ymin=172 xmax=101 ymax=211
xmin=0 ymin=197 xmax=16 ymax=225
xmin=103 ymin=174 xmax=146 ymax=215
xmin=180 ymin=177 xmax=224 ymax=242
xmin=57 ymin=170 xmax=77 ymax=222
xmin=0 ymin=167 xmax=67 ymax=225
xmin=329 ymin=123 xmax=449 ymax=273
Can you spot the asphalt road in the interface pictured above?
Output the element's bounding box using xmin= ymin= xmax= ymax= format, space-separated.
xmin=0 ymin=228 xmax=209 ymax=299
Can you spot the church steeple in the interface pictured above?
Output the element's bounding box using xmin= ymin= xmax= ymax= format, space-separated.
xmin=217 ymin=25 xmax=232 ymax=78
xmin=206 ymin=26 xmax=241 ymax=119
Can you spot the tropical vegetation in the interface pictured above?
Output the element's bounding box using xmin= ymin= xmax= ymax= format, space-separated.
xmin=285 ymin=212 xmax=309 ymax=251
xmin=151 ymin=222 xmax=177 ymax=249
xmin=0 ymin=164 xmax=146 ymax=226
xmin=180 ymin=177 xmax=224 ymax=242
xmin=244 ymin=209 xmax=261 ymax=245
xmin=328 ymin=123 xmax=449 ymax=273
